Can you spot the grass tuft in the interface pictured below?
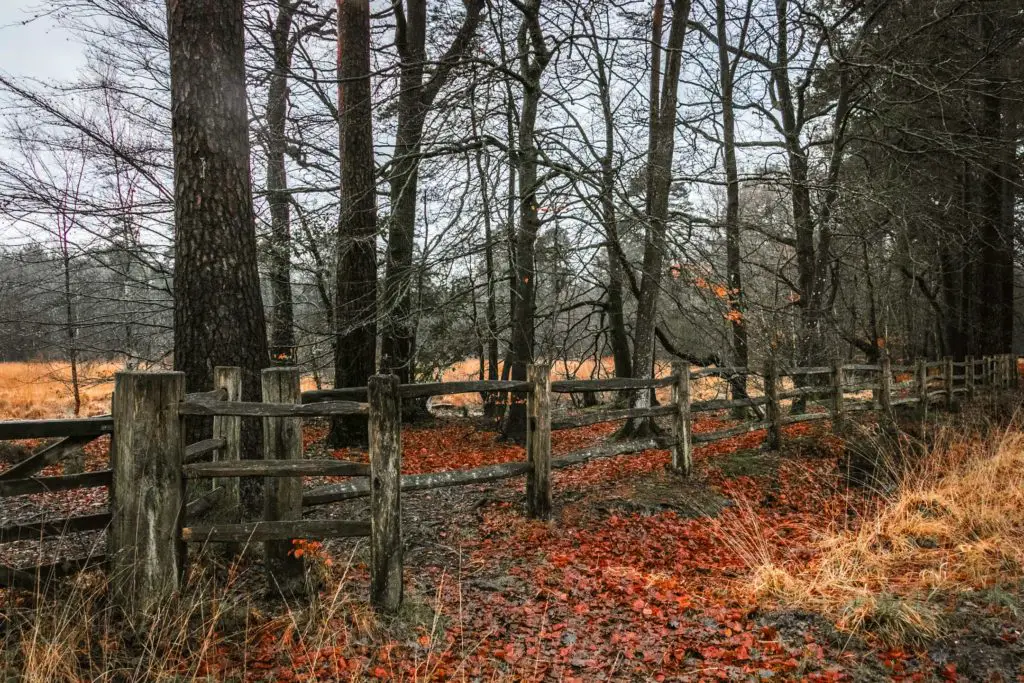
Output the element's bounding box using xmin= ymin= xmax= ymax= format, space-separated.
xmin=743 ymin=409 xmax=1024 ymax=644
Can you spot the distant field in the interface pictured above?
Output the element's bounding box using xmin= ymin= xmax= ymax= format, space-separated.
xmin=0 ymin=361 xmax=120 ymax=419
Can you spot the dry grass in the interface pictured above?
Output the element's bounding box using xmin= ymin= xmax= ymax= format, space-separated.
xmin=0 ymin=362 xmax=121 ymax=420
xmin=2 ymin=551 xmax=390 ymax=682
xmin=1 ymin=547 xmax=525 ymax=682
xmin=0 ymin=362 xmax=322 ymax=421
xmin=745 ymin=417 xmax=1024 ymax=644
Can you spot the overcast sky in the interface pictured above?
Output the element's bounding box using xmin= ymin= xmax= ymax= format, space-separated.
xmin=0 ymin=4 xmax=86 ymax=81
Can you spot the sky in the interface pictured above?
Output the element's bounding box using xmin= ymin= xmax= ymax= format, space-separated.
xmin=0 ymin=3 xmax=86 ymax=81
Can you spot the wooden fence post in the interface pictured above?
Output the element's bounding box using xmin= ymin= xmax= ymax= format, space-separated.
xmin=109 ymin=371 xmax=185 ymax=622
xmin=213 ymin=366 xmax=242 ymax=521
xmin=830 ymin=360 xmax=845 ymax=434
xmin=526 ymin=364 xmax=552 ymax=519
xmin=670 ymin=361 xmax=693 ymax=474
xmin=262 ymin=367 xmax=305 ymax=596
xmin=945 ymin=356 xmax=955 ymax=410
xmin=916 ymin=359 xmax=928 ymax=424
xmin=879 ymin=353 xmax=893 ymax=423
xmin=764 ymin=358 xmax=782 ymax=450
xmin=369 ymin=374 xmax=402 ymax=613
xmin=965 ymin=356 xmax=976 ymax=400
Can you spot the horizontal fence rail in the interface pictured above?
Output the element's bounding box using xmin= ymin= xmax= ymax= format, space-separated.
xmin=182 ymin=519 xmax=370 ymax=543
xmin=184 ymin=459 xmax=369 ymax=478
xmin=0 ymin=470 xmax=111 ymax=498
xmin=550 ymin=376 xmax=675 ymax=393
xmin=301 ymin=379 xmax=534 ymax=404
xmin=0 ymin=417 xmax=112 ymax=441
xmin=177 ymin=399 xmax=368 ymax=418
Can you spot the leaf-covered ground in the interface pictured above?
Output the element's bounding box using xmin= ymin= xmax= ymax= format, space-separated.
xmin=204 ymin=416 xmax=1020 ymax=681
xmin=3 ymin=416 xmax=1022 ymax=680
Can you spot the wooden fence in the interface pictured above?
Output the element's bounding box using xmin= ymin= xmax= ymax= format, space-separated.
xmin=0 ymin=354 xmax=1017 ymax=617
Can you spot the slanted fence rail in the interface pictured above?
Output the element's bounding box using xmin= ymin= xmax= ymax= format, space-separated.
xmin=0 ymin=354 xmax=1018 ymax=618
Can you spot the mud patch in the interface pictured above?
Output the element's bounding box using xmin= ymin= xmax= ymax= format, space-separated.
xmin=713 ymin=449 xmax=780 ymax=479
xmin=592 ymin=471 xmax=731 ymax=518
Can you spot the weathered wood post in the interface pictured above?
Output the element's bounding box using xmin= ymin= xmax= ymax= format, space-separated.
xmin=879 ymin=353 xmax=893 ymax=424
xmin=109 ymin=371 xmax=185 ymax=621
xmin=915 ymin=359 xmax=928 ymax=424
xmin=526 ymin=363 xmax=552 ymax=519
xmin=944 ymin=357 xmax=955 ymax=410
xmin=670 ymin=361 xmax=693 ymax=474
xmin=213 ymin=366 xmax=242 ymax=521
xmin=1009 ymin=355 xmax=1017 ymax=391
xmin=764 ymin=358 xmax=782 ymax=450
xmin=369 ymin=374 xmax=402 ymax=613
xmin=830 ymin=360 xmax=845 ymax=434
xmin=262 ymin=367 xmax=305 ymax=596
xmin=965 ymin=356 xmax=976 ymax=401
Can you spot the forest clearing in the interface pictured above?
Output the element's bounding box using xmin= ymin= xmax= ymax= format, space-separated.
xmin=1 ymin=0 xmax=1022 ymax=679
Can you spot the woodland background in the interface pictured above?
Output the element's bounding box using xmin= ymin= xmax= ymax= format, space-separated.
xmin=0 ymin=0 xmax=1020 ymax=419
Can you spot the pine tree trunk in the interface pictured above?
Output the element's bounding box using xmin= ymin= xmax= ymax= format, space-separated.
xmin=330 ymin=0 xmax=378 ymax=446
xmin=167 ymin=0 xmax=270 ymax=517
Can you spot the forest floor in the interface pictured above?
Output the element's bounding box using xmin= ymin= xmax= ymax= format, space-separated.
xmin=1 ymin=377 xmax=1023 ymax=680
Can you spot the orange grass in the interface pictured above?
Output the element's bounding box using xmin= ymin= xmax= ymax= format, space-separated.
xmin=0 ymin=362 xmax=121 ymax=419
xmin=745 ymin=420 xmax=1024 ymax=643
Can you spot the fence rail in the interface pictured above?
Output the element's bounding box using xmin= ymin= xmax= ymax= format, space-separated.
xmin=0 ymin=353 xmax=1018 ymax=620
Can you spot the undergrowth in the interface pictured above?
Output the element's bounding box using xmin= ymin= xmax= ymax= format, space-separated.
xmin=743 ymin=402 xmax=1024 ymax=645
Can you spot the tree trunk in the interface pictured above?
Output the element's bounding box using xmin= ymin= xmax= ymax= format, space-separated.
xmin=266 ymin=0 xmax=297 ymax=357
xmin=716 ymin=0 xmax=748 ymax=407
xmin=976 ymin=8 xmax=1013 ymax=355
xmin=167 ymin=0 xmax=270 ymax=516
xmin=330 ymin=0 xmax=378 ymax=446
xmin=589 ymin=17 xmax=632 ymax=385
xmin=380 ymin=0 xmax=484 ymax=384
xmin=502 ymin=3 xmax=551 ymax=443
xmin=624 ymin=0 xmax=692 ymax=436
xmin=470 ymin=84 xmax=502 ymax=415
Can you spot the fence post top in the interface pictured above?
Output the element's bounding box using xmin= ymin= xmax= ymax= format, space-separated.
xmin=369 ymin=373 xmax=400 ymax=383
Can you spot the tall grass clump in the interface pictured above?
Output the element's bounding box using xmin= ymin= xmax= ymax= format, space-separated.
xmin=746 ymin=409 xmax=1024 ymax=644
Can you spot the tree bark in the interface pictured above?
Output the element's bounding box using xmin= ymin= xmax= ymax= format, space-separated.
xmin=716 ymin=0 xmax=748 ymax=406
xmin=266 ymin=0 xmax=297 ymax=357
xmin=502 ymin=1 xmax=551 ymax=443
xmin=589 ymin=15 xmax=632 ymax=384
xmin=166 ymin=0 xmax=270 ymax=515
xmin=330 ymin=0 xmax=378 ymax=446
xmin=624 ymin=0 xmax=692 ymax=436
